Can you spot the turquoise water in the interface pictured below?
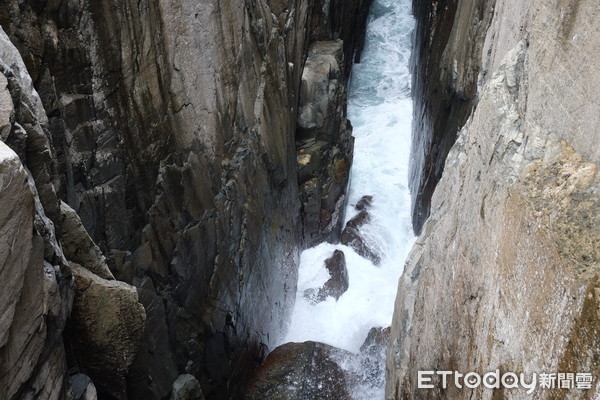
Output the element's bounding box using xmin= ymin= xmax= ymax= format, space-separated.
xmin=283 ymin=0 xmax=415 ymax=397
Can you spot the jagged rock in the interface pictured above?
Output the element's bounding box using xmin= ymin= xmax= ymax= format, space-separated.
xmin=244 ymin=341 xmax=352 ymax=400
xmin=354 ymin=195 xmax=373 ymax=211
xmin=341 ymin=210 xmax=381 ymax=265
xmin=409 ymin=0 xmax=495 ymax=234
xmin=388 ymin=2 xmax=600 ymax=397
xmin=304 ymin=250 xmax=349 ymax=303
xmin=59 ymin=201 xmax=114 ymax=280
xmin=297 ymin=40 xmax=354 ymax=247
xmin=360 ymin=326 xmax=391 ymax=355
xmin=0 ymin=31 xmax=73 ymax=400
xmin=67 ymin=263 xmax=145 ymax=399
xmin=171 ymin=374 xmax=205 ymax=400
xmin=0 ymin=1 xmax=373 ymax=398
xmin=71 ymin=373 xmax=98 ymax=400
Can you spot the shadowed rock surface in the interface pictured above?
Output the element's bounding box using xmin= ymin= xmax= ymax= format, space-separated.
xmin=0 ymin=0 xmax=373 ymax=398
xmin=304 ymin=249 xmax=349 ymax=303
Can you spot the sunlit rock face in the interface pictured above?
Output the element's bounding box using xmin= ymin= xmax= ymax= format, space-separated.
xmin=388 ymin=1 xmax=600 ymax=399
xmin=0 ymin=0 xmax=371 ymax=398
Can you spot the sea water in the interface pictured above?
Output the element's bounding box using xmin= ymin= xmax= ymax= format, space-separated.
xmin=282 ymin=0 xmax=415 ymax=397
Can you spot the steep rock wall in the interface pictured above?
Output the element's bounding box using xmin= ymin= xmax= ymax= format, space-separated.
xmin=409 ymin=0 xmax=495 ymax=234
xmin=0 ymin=0 xmax=372 ymax=399
xmin=388 ymin=0 xmax=600 ymax=399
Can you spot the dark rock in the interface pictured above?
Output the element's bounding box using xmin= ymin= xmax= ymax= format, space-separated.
xmin=355 ymin=327 xmax=391 ymax=388
xmin=303 ymin=249 xmax=349 ymax=303
xmin=244 ymin=341 xmax=352 ymax=400
xmin=71 ymin=373 xmax=98 ymax=400
xmin=355 ymin=195 xmax=373 ymax=211
xmin=297 ymin=41 xmax=354 ymax=248
xmin=0 ymin=0 xmax=375 ymax=399
xmin=341 ymin=210 xmax=382 ymax=265
xmin=409 ymin=0 xmax=495 ymax=234
xmin=171 ymin=374 xmax=205 ymax=400
xmin=360 ymin=326 xmax=391 ymax=355
xmin=67 ymin=263 xmax=145 ymax=399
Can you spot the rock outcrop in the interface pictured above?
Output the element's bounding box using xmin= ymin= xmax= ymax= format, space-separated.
xmin=0 ymin=0 xmax=373 ymax=398
xmin=388 ymin=0 xmax=600 ymax=398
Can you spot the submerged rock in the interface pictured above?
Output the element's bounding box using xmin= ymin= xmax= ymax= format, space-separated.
xmin=304 ymin=249 xmax=349 ymax=303
xmin=244 ymin=341 xmax=352 ymax=400
xmin=341 ymin=209 xmax=382 ymax=265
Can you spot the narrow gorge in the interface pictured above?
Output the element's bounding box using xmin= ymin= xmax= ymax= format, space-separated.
xmin=0 ymin=0 xmax=599 ymax=399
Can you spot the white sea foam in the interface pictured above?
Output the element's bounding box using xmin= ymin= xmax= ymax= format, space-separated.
xmin=282 ymin=0 xmax=415 ymax=397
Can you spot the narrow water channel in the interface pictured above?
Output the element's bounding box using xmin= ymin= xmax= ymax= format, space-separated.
xmin=282 ymin=0 xmax=415 ymax=398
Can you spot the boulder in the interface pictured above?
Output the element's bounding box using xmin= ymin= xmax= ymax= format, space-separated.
xmin=171 ymin=374 xmax=205 ymax=400
xmin=354 ymin=195 xmax=373 ymax=211
xmin=245 ymin=341 xmax=352 ymax=400
xmin=67 ymin=263 xmax=146 ymax=399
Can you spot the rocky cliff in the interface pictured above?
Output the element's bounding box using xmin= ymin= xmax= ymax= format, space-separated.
xmin=0 ymin=0 xmax=371 ymax=399
xmin=388 ymin=0 xmax=600 ymax=398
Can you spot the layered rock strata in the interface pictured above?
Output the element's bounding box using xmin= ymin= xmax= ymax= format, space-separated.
xmin=0 ymin=0 xmax=372 ymax=398
xmin=388 ymin=0 xmax=600 ymax=398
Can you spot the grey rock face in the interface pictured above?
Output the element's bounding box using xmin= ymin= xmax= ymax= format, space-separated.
xmin=0 ymin=0 xmax=373 ymax=398
xmin=0 ymin=31 xmax=73 ymax=400
xmin=409 ymin=0 xmax=496 ymax=234
xmin=388 ymin=1 xmax=600 ymax=398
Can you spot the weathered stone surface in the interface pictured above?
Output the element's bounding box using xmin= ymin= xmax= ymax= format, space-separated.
xmin=171 ymin=374 xmax=205 ymax=400
xmin=341 ymin=209 xmax=382 ymax=265
xmin=0 ymin=30 xmax=73 ymax=400
xmin=387 ymin=1 xmax=600 ymax=397
xmin=0 ymin=0 xmax=373 ymax=398
xmin=409 ymin=0 xmax=496 ymax=234
xmin=304 ymin=249 xmax=349 ymax=303
xmin=60 ymin=201 xmax=114 ymax=280
xmin=297 ymin=40 xmax=354 ymax=247
xmin=67 ymin=263 xmax=145 ymax=399
xmin=244 ymin=341 xmax=352 ymax=400
xmin=354 ymin=195 xmax=373 ymax=211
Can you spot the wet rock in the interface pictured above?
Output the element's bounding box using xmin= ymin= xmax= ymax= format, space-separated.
xmin=304 ymin=250 xmax=349 ymax=303
xmin=360 ymin=326 xmax=391 ymax=355
xmin=354 ymin=195 xmax=373 ymax=211
xmin=245 ymin=341 xmax=352 ymax=400
xmin=388 ymin=3 xmax=600 ymax=395
xmin=297 ymin=40 xmax=354 ymax=247
xmin=67 ymin=263 xmax=146 ymax=399
xmin=0 ymin=31 xmax=73 ymax=400
xmin=171 ymin=374 xmax=205 ymax=400
xmin=341 ymin=210 xmax=382 ymax=265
